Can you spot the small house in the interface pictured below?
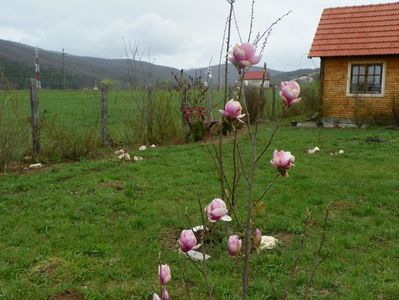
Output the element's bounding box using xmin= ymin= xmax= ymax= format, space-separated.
xmin=309 ymin=2 xmax=399 ymax=123
xmin=244 ymin=70 xmax=270 ymax=88
xmin=292 ymin=74 xmax=315 ymax=83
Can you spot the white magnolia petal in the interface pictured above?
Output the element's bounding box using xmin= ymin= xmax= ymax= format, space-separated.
xmin=260 ymin=235 xmax=279 ymax=250
xmin=220 ymin=215 xmax=232 ymax=222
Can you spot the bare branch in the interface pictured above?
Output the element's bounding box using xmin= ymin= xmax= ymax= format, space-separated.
xmin=253 ymin=10 xmax=292 ymax=52
xmin=248 ymin=0 xmax=256 ymax=42
xmin=232 ymin=7 xmax=243 ymax=43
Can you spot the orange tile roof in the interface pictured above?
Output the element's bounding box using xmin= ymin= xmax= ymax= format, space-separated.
xmin=309 ymin=2 xmax=399 ymax=57
xmin=243 ymin=70 xmax=270 ymax=80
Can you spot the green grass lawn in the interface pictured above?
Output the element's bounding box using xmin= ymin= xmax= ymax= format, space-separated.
xmin=0 ymin=124 xmax=398 ymax=299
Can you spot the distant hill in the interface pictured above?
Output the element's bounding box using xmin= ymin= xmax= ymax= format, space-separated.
xmin=0 ymin=39 xmax=318 ymax=89
xmin=270 ymin=68 xmax=320 ymax=85
xmin=0 ymin=39 xmax=177 ymax=89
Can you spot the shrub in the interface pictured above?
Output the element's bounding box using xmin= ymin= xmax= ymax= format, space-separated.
xmin=243 ymin=86 xmax=266 ymax=123
xmin=119 ymin=90 xmax=183 ymax=145
xmin=286 ymin=81 xmax=320 ymax=117
xmin=0 ymin=96 xmax=27 ymax=172
xmin=43 ymin=118 xmax=99 ymax=161
xmin=391 ymin=93 xmax=399 ymax=126
xmin=0 ymin=68 xmax=28 ymax=172
xmin=353 ymin=96 xmax=371 ymax=128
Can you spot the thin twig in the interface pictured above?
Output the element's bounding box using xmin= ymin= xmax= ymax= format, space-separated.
xmin=196 ymin=194 xmax=213 ymax=300
xmin=224 ymin=0 xmax=235 ymax=105
xmin=185 ymin=253 xmax=205 ymax=275
xmin=231 ymin=124 xmax=239 ymax=208
xmin=304 ymin=204 xmax=334 ymax=299
xmin=255 ymin=110 xmax=287 ymax=163
xmin=248 ymin=0 xmax=256 ymax=42
xmin=218 ymin=18 xmax=229 ymax=91
xmin=282 ymin=209 xmax=311 ymax=300
xmin=241 ymin=89 xmax=257 ymax=300
xmin=235 ymin=138 xmax=250 ymax=184
xmin=203 ymin=136 xmax=233 ymax=196
xmin=253 ymin=10 xmax=292 ymax=47
xmin=181 ymin=259 xmax=192 ymax=300
xmin=232 ymin=7 xmax=242 ymax=43
xmin=253 ymin=173 xmax=279 ymax=207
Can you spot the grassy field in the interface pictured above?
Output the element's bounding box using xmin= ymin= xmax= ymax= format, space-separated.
xmin=1 ymin=87 xmax=289 ymax=167
xmin=0 ymin=123 xmax=398 ymax=299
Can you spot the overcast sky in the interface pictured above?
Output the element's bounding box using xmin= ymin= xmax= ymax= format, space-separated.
xmin=0 ymin=0 xmax=395 ymax=71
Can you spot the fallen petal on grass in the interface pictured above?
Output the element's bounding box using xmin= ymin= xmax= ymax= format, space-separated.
xmin=114 ymin=149 xmax=125 ymax=156
xmin=260 ymin=236 xmax=279 ymax=250
xmin=192 ymin=225 xmax=204 ymax=233
xmin=29 ymin=163 xmax=43 ymax=169
xmin=182 ymin=250 xmax=211 ymax=261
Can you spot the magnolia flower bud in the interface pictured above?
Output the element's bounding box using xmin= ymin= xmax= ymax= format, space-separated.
xmin=270 ymin=150 xmax=295 ymax=177
xmin=205 ymin=198 xmax=231 ymax=222
xmin=219 ymin=99 xmax=245 ymax=122
xmin=158 ymin=264 xmax=171 ymax=285
xmin=227 ymin=235 xmax=242 ymax=256
xmin=280 ymin=81 xmax=301 ymax=107
xmin=178 ymin=229 xmax=200 ymax=252
xmin=229 ymin=42 xmax=261 ymax=70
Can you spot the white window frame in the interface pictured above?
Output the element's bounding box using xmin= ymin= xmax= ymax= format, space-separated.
xmin=346 ymin=61 xmax=386 ymax=97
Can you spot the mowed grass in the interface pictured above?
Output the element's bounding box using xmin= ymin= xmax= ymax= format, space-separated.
xmin=0 ymin=123 xmax=398 ymax=299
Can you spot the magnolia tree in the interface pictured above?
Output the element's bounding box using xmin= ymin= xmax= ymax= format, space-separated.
xmin=153 ymin=48 xmax=301 ymax=300
xmin=150 ymin=2 xmax=326 ymax=299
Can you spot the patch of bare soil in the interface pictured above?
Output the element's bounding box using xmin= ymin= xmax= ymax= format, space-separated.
xmin=272 ymin=232 xmax=295 ymax=245
xmin=99 ymin=181 xmax=124 ymax=191
xmin=31 ymin=257 xmax=65 ymax=275
xmin=330 ymin=201 xmax=355 ymax=210
xmin=159 ymin=228 xmax=180 ymax=251
xmin=48 ymin=290 xmax=84 ymax=300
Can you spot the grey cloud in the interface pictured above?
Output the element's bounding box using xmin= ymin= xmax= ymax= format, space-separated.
xmin=0 ymin=0 xmax=396 ymax=70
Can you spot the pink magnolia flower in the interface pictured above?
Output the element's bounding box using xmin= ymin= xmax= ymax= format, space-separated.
xmin=158 ymin=264 xmax=171 ymax=285
xmin=153 ymin=293 xmax=161 ymax=300
xmin=219 ymin=99 xmax=245 ymax=122
xmin=161 ymin=288 xmax=169 ymax=300
xmin=227 ymin=235 xmax=242 ymax=256
xmin=178 ymin=229 xmax=200 ymax=252
xmin=255 ymin=228 xmax=262 ymax=249
xmin=280 ymin=81 xmax=301 ymax=107
xmin=229 ymin=42 xmax=262 ymax=69
xmin=205 ymin=198 xmax=232 ymax=222
xmin=270 ymin=150 xmax=295 ymax=177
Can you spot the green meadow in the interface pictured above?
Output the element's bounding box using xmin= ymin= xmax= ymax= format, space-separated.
xmin=0 ymin=103 xmax=398 ymax=299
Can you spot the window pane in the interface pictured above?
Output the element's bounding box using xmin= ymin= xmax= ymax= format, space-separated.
xmin=368 ymin=65 xmax=375 ymax=75
xmin=350 ymin=63 xmax=383 ymax=94
xmin=368 ymin=75 xmax=374 ymax=84
xmin=352 ymin=65 xmax=359 ymax=75
xmin=375 ymin=65 xmax=382 ymax=75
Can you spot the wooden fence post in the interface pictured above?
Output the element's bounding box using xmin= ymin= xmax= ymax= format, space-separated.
xmin=272 ymin=85 xmax=276 ymax=119
xmin=146 ymin=85 xmax=153 ymax=145
xmin=30 ymin=78 xmax=40 ymax=161
xmin=100 ymin=83 xmax=109 ymax=146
